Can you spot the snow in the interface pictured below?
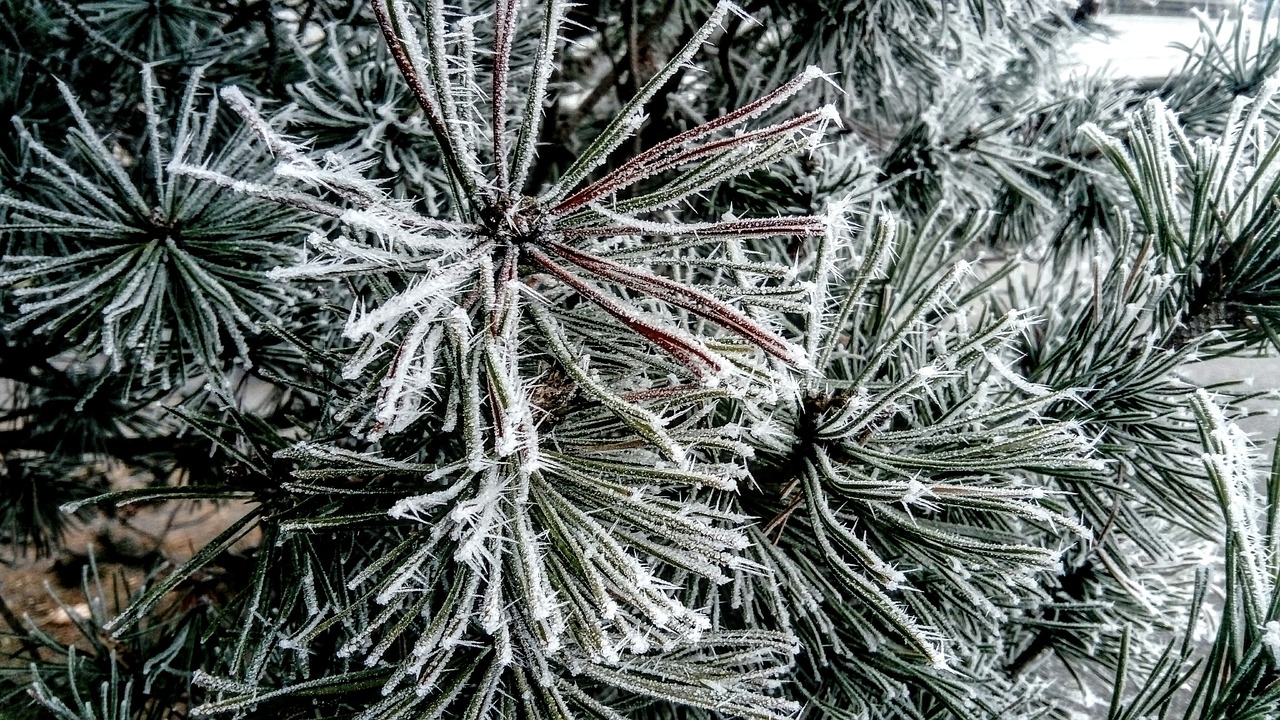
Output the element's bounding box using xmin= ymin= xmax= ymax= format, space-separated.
xmin=1067 ymin=14 xmax=1262 ymax=82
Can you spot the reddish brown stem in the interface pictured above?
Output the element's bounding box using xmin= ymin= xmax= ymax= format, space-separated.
xmin=371 ymin=0 xmax=469 ymax=193
xmin=545 ymin=240 xmax=797 ymax=363
xmin=552 ymin=80 xmax=827 ymax=214
xmin=562 ymin=216 xmax=826 ymax=239
xmin=526 ymin=246 xmax=723 ymax=376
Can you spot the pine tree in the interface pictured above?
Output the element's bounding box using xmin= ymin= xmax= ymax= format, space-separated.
xmin=2 ymin=0 xmax=1280 ymax=718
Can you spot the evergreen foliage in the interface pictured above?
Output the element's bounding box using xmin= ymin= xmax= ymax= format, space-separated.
xmin=1 ymin=0 xmax=1280 ymax=718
